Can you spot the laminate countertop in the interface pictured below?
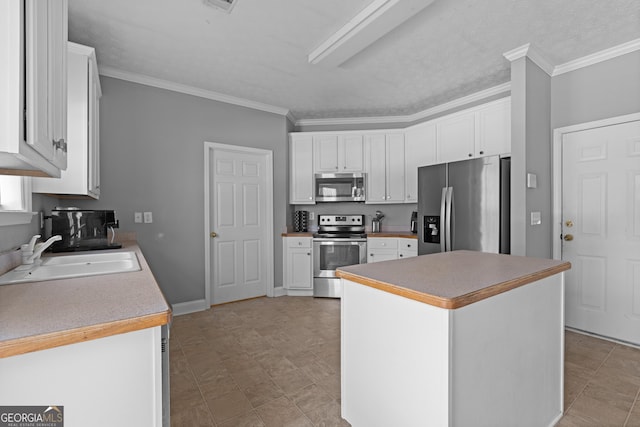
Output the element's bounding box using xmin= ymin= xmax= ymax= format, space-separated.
xmin=0 ymin=241 xmax=171 ymax=358
xmin=337 ymin=250 xmax=570 ymax=309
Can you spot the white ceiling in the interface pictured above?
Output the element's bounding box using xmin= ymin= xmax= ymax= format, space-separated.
xmin=67 ymin=0 xmax=640 ymax=121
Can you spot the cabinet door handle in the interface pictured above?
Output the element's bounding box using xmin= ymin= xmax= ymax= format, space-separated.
xmin=307 ymin=252 xmax=311 ymax=256
xmin=479 ymin=150 xmax=484 ymax=155
xmin=399 ymin=254 xmax=403 ymax=257
xmin=468 ymin=153 xmax=472 ymax=157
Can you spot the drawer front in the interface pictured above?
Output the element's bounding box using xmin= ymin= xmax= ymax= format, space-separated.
xmin=286 ymin=237 xmax=311 ymax=248
xmin=367 ymin=238 xmax=398 ymax=249
xmin=398 ymin=250 xmax=417 ymax=259
xmin=398 ymin=238 xmax=417 ymax=251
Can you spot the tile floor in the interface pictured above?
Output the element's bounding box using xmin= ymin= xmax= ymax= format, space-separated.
xmin=170 ymin=296 xmax=640 ymax=427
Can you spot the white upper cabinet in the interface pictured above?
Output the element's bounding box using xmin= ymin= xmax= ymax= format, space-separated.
xmin=34 ymin=43 xmax=101 ymax=198
xmin=0 ymin=0 xmax=68 ymax=177
xmin=436 ymin=112 xmax=476 ymax=163
xmin=476 ymin=98 xmax=511 ymax=157
xmin=314 ymin=133 xmax=364 ymax=173
xmin=404 ymin=121 xmax=436 ymax=203
xmin=365 ymin=132 xmax=405 ymax=204
xmin=289 ymin=134 xmax=315 ymax=204
xmin=436 ymin=98 xmax=511 ymax=164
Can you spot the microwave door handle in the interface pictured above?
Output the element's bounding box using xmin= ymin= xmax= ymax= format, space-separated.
xmin=440 ymin=187 xmax=447 ymax=252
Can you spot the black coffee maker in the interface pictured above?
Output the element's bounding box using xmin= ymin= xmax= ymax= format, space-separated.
xmin=50 ymin=208 xmax=121 ymax=252
xmin=410 ymin=211 xmax=418 ymax=233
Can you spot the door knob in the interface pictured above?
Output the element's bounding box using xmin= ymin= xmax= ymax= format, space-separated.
xmin=210 ymin=232 xmax=218 ymax=238
xmin=563 ymin=234 xmax=573 ymax=241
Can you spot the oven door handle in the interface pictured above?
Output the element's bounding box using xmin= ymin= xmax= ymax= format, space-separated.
xmin=313 ymin=240 xmax=366 ymax=245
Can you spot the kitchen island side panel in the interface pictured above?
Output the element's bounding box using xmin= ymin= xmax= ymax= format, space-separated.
xmin=450 ymin=273 xmax=564 ymax=427
xmin=341 ymin=279 xmax=451 ymax=427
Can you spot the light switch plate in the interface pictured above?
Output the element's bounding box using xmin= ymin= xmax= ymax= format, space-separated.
xmin=144 ymin=212 xmax=153 ymax=223
xmin=531 ymin=211 xmax=541 ymax=226
xmin=134 ymin=212 xmax=143 ymax=223
xmin=527 ymin=173 xmax=537 ymax=189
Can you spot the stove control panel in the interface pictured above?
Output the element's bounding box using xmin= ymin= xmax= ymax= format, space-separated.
xmin=318 ymin=214 xmax=363 ymax=226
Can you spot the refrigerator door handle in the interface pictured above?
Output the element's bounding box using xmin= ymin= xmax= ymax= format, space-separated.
xmin=445 ymin=187 xmax=453 ymax=252
xmin=440 ymin=187 xmax=447 ymax=252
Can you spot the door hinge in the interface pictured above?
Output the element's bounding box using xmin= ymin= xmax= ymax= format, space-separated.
xmin=53 ymin=138 xmax=67 ymax=153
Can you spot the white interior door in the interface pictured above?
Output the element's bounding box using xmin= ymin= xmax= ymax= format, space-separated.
xmin=562 ymin=120 xmax=640 ymax=344
xmin=208 ymin=145 xmax=272 ymax=305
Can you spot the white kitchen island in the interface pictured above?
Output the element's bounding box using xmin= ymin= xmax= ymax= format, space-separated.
xmin=336 ymin=250 xmax=570 ymax=427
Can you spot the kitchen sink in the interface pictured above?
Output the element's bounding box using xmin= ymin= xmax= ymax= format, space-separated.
xmin=0 ymin=251 xmax=141 ymax=285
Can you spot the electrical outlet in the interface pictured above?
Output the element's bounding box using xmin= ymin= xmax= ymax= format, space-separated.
xmin=134 ymin=212 xmax=143 ymax=223
xmin=144 ymin=212 xmax=153 ymax=224
xmin=530 ymin=211 xmax=541 ymax=226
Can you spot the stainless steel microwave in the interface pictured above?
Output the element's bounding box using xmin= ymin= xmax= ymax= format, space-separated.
xmin=315 ymin=173 xmax=366 ymax=202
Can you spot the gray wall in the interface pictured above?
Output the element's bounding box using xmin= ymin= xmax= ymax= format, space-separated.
xmin=69 ymin=77 xmax=289 ymax=305
xmin=0 ymin=194 xmax=58 ymax=253
xmin=551 ymin=50 xmax=640 ymax=129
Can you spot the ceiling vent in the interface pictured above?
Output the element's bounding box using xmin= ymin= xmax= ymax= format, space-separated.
xmin=203 ymin=0 xmax=238 ymax=13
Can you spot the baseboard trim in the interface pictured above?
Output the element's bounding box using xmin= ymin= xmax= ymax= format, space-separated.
xmin=273 ymin=286 xmax=287 ymax=297
xmin=172 ymin=299 xmax=208 ymax=316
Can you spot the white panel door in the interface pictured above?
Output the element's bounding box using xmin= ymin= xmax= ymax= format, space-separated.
xmin=210 ymin=148 xmax=269 ymax=304
xmin=562 ymin=120 xmax=640 ymax=344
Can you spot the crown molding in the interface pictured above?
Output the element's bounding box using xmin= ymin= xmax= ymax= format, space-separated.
xmin=552 ymin=37 xmax=640 ymax=76
xmin=98 ymin=66 xmax=291 ymax=117
xmin=503 ymin=43 xmax=555 ymax=76
xmin=294 ymin=82 xmax=511 ymax=127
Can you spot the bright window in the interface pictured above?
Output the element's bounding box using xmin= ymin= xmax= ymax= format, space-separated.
xmin=0 ymin=176 xmax=35 ymax=226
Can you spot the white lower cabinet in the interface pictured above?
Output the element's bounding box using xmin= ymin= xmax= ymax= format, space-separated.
xmin=0 ymin=327 xmax=163 ymax=426
xmin=398 ymin=238 xmax=418 ymax=259
xmin=283 ymin=236 xmax=313 ymax=295
xmin=33 ymin=42 xmax=101 ymax=198
xmin=368 ymin=237 xmax=417 ymax=263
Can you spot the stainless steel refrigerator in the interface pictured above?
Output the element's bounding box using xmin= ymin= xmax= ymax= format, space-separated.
xmin=417 ymin=156 xmax=510 ymax=255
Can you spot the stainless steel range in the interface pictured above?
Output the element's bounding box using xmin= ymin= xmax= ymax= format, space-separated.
xmin=313 ymin=214 xmax=367 ymax=298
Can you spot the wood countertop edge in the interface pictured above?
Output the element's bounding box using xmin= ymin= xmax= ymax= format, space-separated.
xmin=337 ymin=261 xmax=571 ymax=309
xmin=0 ymin=309 xmax=172 ymax=359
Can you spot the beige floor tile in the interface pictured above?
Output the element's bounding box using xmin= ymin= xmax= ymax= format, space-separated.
xmin=566 ymin=392 xmax=630 ymax=426
xmin=243 ymin=379 xmax=284 ymax=408
xmin=170 ymin=372 xmax=205 ymax=415
xmin=206 ymin=389 xmax=254 ymax=424
xmin=170 ymin=401 xmax=215 ymax=427
xmin=304 ymin=400 xmax=350 ymax=427
xmin=255 ymin=396 xmax=312 ymax=427
xmin=218 ymin=410 xmax=265 ymax=427
xmin=199 ymin=369 xmax=240 ymax=399
xmin=232 ymin=366 xmax=272 ymax=389
xmin=315 ymin=373 xmax=341 ymax=400
xmin=289 ymin=384 xmax=335 ymax=415
xmin=270 ymin=368 xmax=315 ymax=395
xmin=625 ymin=402 xmax=640 ymax=427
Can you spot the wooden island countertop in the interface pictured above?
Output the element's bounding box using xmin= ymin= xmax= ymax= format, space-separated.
xmin=337 ymin=250 xmax=570 ymax=309
xmin=0 ymin=241 xmax=172 ymax=358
